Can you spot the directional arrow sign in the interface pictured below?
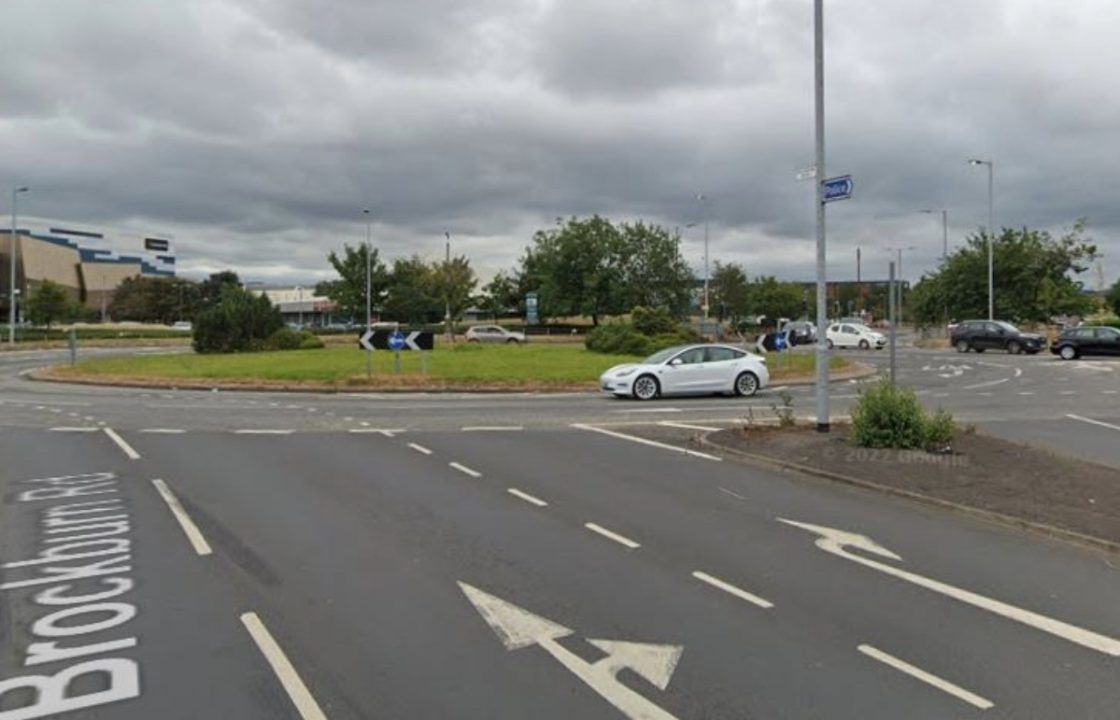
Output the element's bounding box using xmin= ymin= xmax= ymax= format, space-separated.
xmin=359 ymin=330 xmax=375 ymax=351
xmin=459 ymin=582 xmax=683 ymax=720
xmin=388 ymin=330 xmax=406 ymax=351
xmin=822 ymin=174 xmax=854 ymax=203
xmin=778 ymin=519 xmax=1120 ymax=656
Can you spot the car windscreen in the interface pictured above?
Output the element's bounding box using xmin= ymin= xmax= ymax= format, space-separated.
xmin=643 ymin=346 xmax=687 ymax=364
xmin=994 ymin=321 xmax=1020 ymax=333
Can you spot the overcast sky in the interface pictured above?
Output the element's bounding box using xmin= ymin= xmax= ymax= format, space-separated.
xmin=4 ymin=0 xmax=1118 ymax=289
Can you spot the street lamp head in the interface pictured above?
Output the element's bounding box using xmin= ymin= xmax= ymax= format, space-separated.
xmin=14 ymin=187 xmax=29 ymax=194
xmin=967 ymin=158 xmax=990 ymax=166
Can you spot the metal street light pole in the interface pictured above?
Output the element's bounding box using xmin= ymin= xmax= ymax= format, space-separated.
xmin=296 ymin=285 xmax=303 ymax=328
xmin=968 ymin=159 xmax=994 ymax=319
xmin=8 ymin=187 xmax=29 ymax=345
xmin=363 ymin=209 xmax=372 ymax=378
xmin=885 ymin=245 xmax=916 ymax=327
xmin=693 ymin=195 xmax=711 ymax=324
xmin=444 ymin=231 xmax=452 ymax=344
xmin=813 ymin=0 xmax=829 ymax=432
xmin=920 ymin=208 xmax=949 ymax=260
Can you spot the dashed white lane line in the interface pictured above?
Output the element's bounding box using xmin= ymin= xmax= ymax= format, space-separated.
xmin=1059 ymin=390 xmax=1077 ymax=396
xmin=461 ymin=425 xmax=524 ymax=432
xmin=151 ymin=479 xmax=212 ymax=556
xmin=49 ymin=426 xmax=100 ymax=432
xmin=1104 ymin=390 xmax=1118 ymax=395
xmin=240 ymin=612 xmax=329 ymax=720
xmin=584 ymin=522 xmax=641 ymax=549
xmin=104 ymin=428 xmax=141 ymax=460
xmin=450 ymin=462 xmax=482 ymax=478
xmin=858 ymin=644 xmax=994 ymax=710
xmin=658 ymin=421 xmax=721 ymax=432
xmin=691 ymin=571 xmax=773 ymax=609
xmin=1066 ymin=414 xmax=1120 ymax=433
xmin=1018 ymin=391 xmax=1035 ymax=396
xmin=718 ymin=487 xmax=749 ymax=502
xmin=507 ymin=488 xmax=548 ymax=507
xmin=408 ymin=442 xmax=433 ymax=456
xmin=140 ymin=428 xmax=186 ymax=434
xmin=235 ymin=429 xmax=295 ymax=435
xmin=572 ymin=423 xmax=721 ymax=461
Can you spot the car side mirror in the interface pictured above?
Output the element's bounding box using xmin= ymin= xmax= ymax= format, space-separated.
xmin=669 ymin=358 xmax=683 ymax=367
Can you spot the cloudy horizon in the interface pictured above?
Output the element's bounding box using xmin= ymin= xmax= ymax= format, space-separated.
xmin=4 ymin=0 xmax=1118 ymax=290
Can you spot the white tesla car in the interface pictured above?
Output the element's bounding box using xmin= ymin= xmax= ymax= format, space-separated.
xmin=599 ymin=344 xmax=770 ymax=400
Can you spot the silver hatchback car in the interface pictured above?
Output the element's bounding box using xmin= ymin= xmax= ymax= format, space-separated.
xmin=465 ymin=325 xmax=527 ymax=344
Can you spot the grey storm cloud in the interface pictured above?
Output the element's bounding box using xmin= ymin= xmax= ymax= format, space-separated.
xmin=2 ymin=0 xmax=1118 ymax=288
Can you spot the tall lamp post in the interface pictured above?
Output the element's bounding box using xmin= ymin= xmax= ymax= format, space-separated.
xmin=885 ymin=246 xmax=916 ymax=326
xmin=695 ymin=194 xmax=710 ymax=323
xmin=920 ymin=208 xmax=949 ymax=325
xmin=443 ymin=231 xmax=452 ymax=343
xmin=812 ymin=0 xmax=829 ymax=432
xmin=363 ymin=209 xmax=373 ymax=378
xmin=967 ymin=159 xmax=994 ymax=319
xmin=8 ymin=186 xmax=29 ymax=344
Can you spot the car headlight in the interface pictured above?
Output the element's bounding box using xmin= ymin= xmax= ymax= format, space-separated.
xmin=615 ymin=368 xmax=636 ymax=377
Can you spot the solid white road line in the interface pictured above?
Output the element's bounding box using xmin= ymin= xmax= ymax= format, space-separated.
xmin=507 ymin=488 xmax=548 ymax=507
xmin=140 ymin=428 xmax=186 ymax=434
xmin=151 ymin=479 xmax=212 ymax=556
xmin=572 ymin=423 xmax=721 ymax=461
xmin=408 ymin=443 xmax=433 ymax=455
xmin=657 ymin=421 xmax=721 ymax=432
xmin=49 ymin=426 xmax=99 ymax=432
xmin=857 ymin=644 xmax=994 ymax=710
xmin=234 ymin=429 xmax=294 ymax=435
xmin=104 ymin=428 xmax=141 ymax=460
xmin=450 ymin=462 xmax=482 ymax=478
xmin=240 ymin=613 xmax=329 ymax=720
xmin=1067 ymin=414 xmax=1120 ymax=433
xmin=461 ymin=425 xmax=524 ymax=432
xmin=584 ymin=522 xmax=641 ymax=549
xmin=692 ymin=571 xmax=773 ymax=609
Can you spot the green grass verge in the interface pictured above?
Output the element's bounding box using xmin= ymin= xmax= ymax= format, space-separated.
xmin=54 ymin=344 xmax=852 ymax=387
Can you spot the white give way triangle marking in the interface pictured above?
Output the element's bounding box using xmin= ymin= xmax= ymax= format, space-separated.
xmin=778 ymin=519 xmax=1120 ymax=657
xmin=459 ymin=582 xmax=683 ymax=719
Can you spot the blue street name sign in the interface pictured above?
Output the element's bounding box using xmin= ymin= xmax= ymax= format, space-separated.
xmin=823 ymin=175 xmax=854 ymax=203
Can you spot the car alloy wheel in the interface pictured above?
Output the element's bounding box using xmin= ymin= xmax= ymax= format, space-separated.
xmin=1007 ymin=341 xmax=1021 ymax=355
xmin=1059 ymin=345 xmax=1077 ymax=360
xmin=633 ymin=375 xmax=659 ymax=400
xmin=735 ymin=371 xmax=759 ymax=397
xmin=955 ymin=340 xmax=970 ymax=353
xmin=858 ymin=339 xmax=870 ymax=350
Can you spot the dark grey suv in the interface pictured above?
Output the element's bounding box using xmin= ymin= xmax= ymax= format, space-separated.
xmin=950 ymin=320 xmax=1043 ymax=354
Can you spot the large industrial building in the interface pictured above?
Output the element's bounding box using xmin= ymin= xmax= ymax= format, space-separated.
xmin=1 ymin=221 xmax=175 ymax=318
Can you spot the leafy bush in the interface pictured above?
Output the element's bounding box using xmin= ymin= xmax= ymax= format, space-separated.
xmin=850 ymin=381 xmax=946 ymax=450
xmin=924 ymin=408 xmax=956 ymax=447
xmin=585 ymin=325 xmax=654 ymax=356
xmin=193 ymin=285 xmax=284 ymax=353
xmin=631 ymin=306 xmax=679 ymax=336
xmin=267 ymin=327 xmax=303 ymax=350
xmin=298 ymin=331 xmax=324 ymax=349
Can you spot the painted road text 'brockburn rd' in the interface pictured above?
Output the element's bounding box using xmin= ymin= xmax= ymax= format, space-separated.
xmin=1 ymin=473 xmax=141 ymax=719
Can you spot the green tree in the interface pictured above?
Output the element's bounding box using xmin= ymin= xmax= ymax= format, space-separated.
xmin=109 ymin=276 xmax=199 ymax=324
xmin=25 ymin=281 xmax=76 ymax=328
xmin=431 ymin=255 xmax=477 ymax=328
xmin=1107 ymin=278 xmax=1120 ymax=317
xmin=710 ymin=261 xmax=751 ymax=324
xmin=748 ymin=276 xmax=805 ymax=323
xmin=617 ymin=221 xmax=694 ymax=316
xmin=909 ymin=222 xmax=1098 ymax=325
xmin=383 ymin=255 xmax=437 ymax=324
xmin=315 ymin=244 xmax=390 ymax=322
xmin=478 ymin=271 xmax=520 ymax=319
xmin=521 ymin=216 xmax=627 ymax=325
xmin=193 ymin=284 xmax=283 ymax=353
xmin=197 ymin=270 xmax=241 ymax=310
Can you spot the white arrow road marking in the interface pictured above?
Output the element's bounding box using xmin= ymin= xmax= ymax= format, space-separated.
xmin=858 ymin=644 xmax=994 ymax=710
xmin=459 ymin=582 xmax=682 ymax=720
xmin=778 ymin=519 xmax=1120 ymax=656
xmin=1066 ymin=414 xmax=1120 ymax=433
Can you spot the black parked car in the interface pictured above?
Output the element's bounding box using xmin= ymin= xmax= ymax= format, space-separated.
xmin=950 ymin=320 xmax=1043 ymax=354
xmin=1050 ymin=326 xmax=1120 ymax=360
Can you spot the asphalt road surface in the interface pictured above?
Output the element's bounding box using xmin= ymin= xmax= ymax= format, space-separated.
xmin=2 ymin=344 xmax=1119 ymax=719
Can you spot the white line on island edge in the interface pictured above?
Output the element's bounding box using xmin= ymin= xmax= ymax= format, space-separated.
xmin=658 ymin=421 xmax=721 ymax=432
xmin=858 ymin=644 xmax=993 ymax=710
xmin=450 ymin=462 xmax=482 ymax=478
xmin=104 ymin=427 xmax=141 ymax=460
xmin=507 ymin=488 xmax=548 ymax=507
xmin=691 ymin=571 xmax=773 ymax=609
xmin=240 ymin=613 xmax=329 ymax=720
xmin=151 ymin=479 xmax=212 ymax=556
xmin=572 ymin=423 xmax=721 ymax=461
xmin=584 ymin=522 xmax=640 ymax=549
xmin=1067 ymin=414 xmax=1120 ymax=432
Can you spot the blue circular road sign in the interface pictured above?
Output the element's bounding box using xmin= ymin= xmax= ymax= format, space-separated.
xmin=388 ymin=330 xmax=406 ymax=351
